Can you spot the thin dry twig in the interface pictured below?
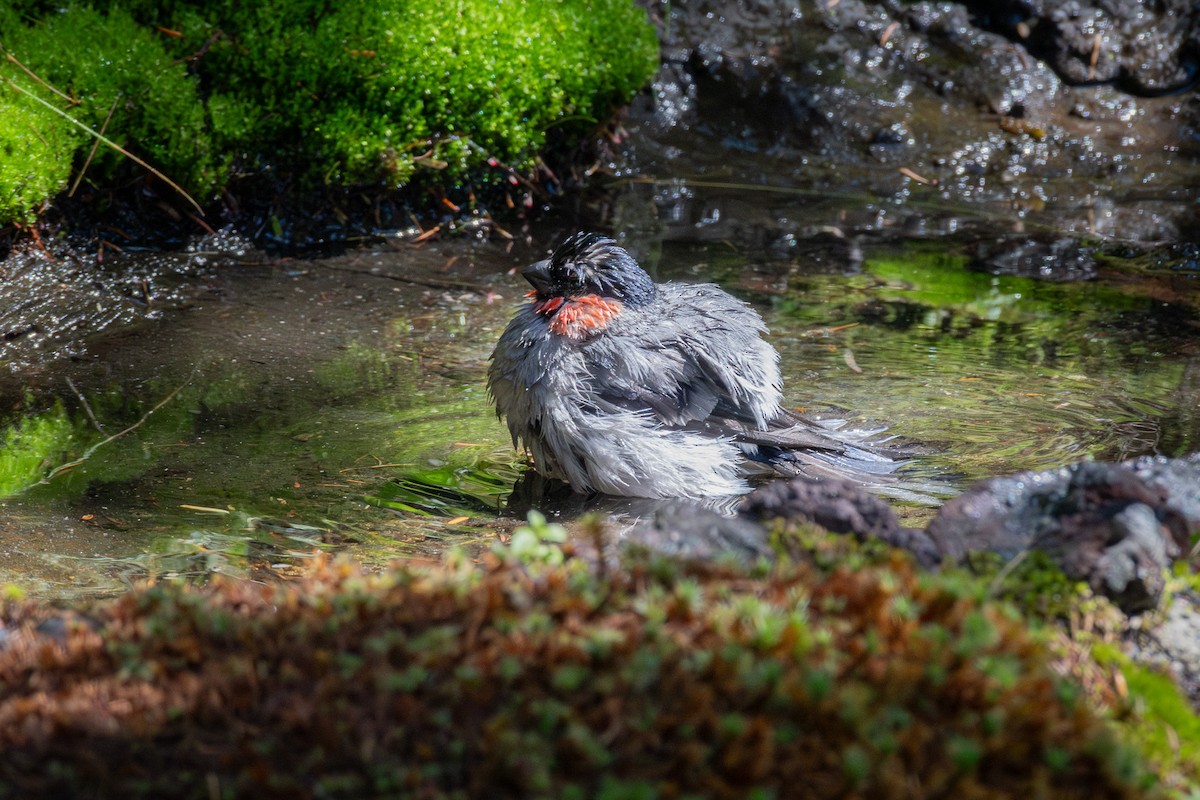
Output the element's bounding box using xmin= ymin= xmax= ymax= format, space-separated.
xmin=880 ymin=21 xmax=899 ymax=46
xmin=3 ymin=51 xmax=77 ymax=105
xmin=186 ymin=210 xmax=216 ymax=234
xmin=4 ymin=75 xmax=204 ymax=216
xmin=65 ymin=376 xmax=107 ymax=434
xmin=898 ymin=166 xmax=934 ymax=185
xmin=69 ymin=95 xmax=119 ymax=197
xmin=412 ymin=223 xmax=443 ymax=244
xmin=987 ymin=549 xmax=1031 ymax=597
xmin=179 ymin=504 xmax=230 ymax=514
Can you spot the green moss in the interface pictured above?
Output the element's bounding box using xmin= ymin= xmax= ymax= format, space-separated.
xmin=963 ymin=549 xmax=1123 ymax=624
xmin=0 ymin=0 xmax=656 ymax=223
xmin=0 ymin=4 xmax=218 ymax=200
xmin=0 ymin=551 xmax=1159 ymax=798
xmin=764 ymin=500 xmax=1198 ymax=796
xmin=123 ymin=0 xmax=658 ymax=186
xmin=1092 ymin=643 xmax=1200 ymax=793
xmin=0 ymin=86 xmax=78 ymax=222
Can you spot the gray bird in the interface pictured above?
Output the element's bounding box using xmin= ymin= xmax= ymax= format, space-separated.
xmin=488 ymin=232 xmax=908 ymax=500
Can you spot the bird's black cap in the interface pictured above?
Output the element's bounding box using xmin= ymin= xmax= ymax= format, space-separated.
xmin=524 ymin=232 xmax=657 ymax=308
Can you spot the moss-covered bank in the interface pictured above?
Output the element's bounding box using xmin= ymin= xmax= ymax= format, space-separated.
xmin=0 ymin=0 xmax=657 ymax=228
xmin=0 ymin=534 xmax=1164 ymax=799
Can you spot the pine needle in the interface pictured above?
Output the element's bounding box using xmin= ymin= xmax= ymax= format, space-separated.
xmin=3 ymin=75 xmax=204 ymax=215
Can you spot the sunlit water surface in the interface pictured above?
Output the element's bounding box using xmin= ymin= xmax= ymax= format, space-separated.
xmin=0 ymin=235 xmax=1194 ymax=598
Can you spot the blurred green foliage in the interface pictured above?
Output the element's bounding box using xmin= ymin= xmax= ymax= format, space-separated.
xmin=0 ymin=547 xmax=1162 ymax=798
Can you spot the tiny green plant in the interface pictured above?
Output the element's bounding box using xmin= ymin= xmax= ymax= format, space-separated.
xmin=498 ymin=509 xmax=568 ymax=567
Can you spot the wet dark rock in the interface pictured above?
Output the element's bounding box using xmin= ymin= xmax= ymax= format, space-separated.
xmin=1125 ymin=452 xmax=1200 ymax=529
xmin=874 ymin=525 xmax=946 ymax=570
xmin=623 ymin=450 xmax=1200 ymax=607
xmin=1145 ymin=241 xmax=1200 ymax=273
xmin=927 ymin=455 xmax=1198 ymax=613
xmin=971 ymin=235 xmax=1099 ymax=280
xmin=739 ymin=476 xmax=899 ymax=538
xmin=739 ymin=477 xmax=943 ymax=568
xmin=965 ymin=0 xmax=1200 ymax=95
xmin=622 ymin=452 xmax=1198 ymax=615
xmin=620 ymin=0 xmax=1200 ymax=253
xmin=624 ymin=500 xmax=771 ymax=561
xmin=624 ymin=477 xmax=945 ymax=567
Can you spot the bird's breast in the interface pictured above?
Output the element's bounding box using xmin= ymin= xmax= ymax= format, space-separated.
xmin=532 ymin=294 xmax=623 ymax=342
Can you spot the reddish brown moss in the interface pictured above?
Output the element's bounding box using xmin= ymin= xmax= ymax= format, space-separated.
xmin=0 ymin=551 xmax=1157 ymax=799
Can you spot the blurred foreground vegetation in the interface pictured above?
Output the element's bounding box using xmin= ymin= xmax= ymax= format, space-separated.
xmin=0 ymin=521 xmax=1189 ymax=799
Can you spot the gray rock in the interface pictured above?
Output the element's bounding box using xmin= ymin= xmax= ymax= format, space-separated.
xmin=624 ymin=500 xmax=771 ymax=562
xmin=928 ymin=456 xmax=1196 ymax=612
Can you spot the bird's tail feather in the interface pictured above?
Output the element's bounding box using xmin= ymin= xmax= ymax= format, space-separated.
xmin=738 ymin=415 xmax=957 ymax=505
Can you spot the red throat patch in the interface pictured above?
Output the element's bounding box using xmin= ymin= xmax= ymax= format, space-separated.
xmin=531 ymin=293 xmax=623 ymax=341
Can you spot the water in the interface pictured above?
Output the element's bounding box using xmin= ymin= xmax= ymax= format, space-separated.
xmin=0 ymin=230 xmax=1194 ymax=598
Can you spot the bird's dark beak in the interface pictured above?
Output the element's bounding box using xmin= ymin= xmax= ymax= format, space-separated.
xmin=522 ymin=258 xmax=553 ymax=295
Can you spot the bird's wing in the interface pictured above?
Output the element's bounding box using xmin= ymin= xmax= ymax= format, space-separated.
xmin=582 ymin=283 xmax=784 ymax=429
xmin=585 ymin=336 xmax=723 ymax=426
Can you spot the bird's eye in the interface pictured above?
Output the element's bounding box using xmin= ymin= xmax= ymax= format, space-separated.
xmin=569 ymin=264 xmax=591 ymax=289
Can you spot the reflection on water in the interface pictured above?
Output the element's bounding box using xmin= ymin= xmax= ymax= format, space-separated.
xmin=0 ymin=235 xmax=1195 ymax=598
xmin=758 ymin=247 xmax=1190 ymax=479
